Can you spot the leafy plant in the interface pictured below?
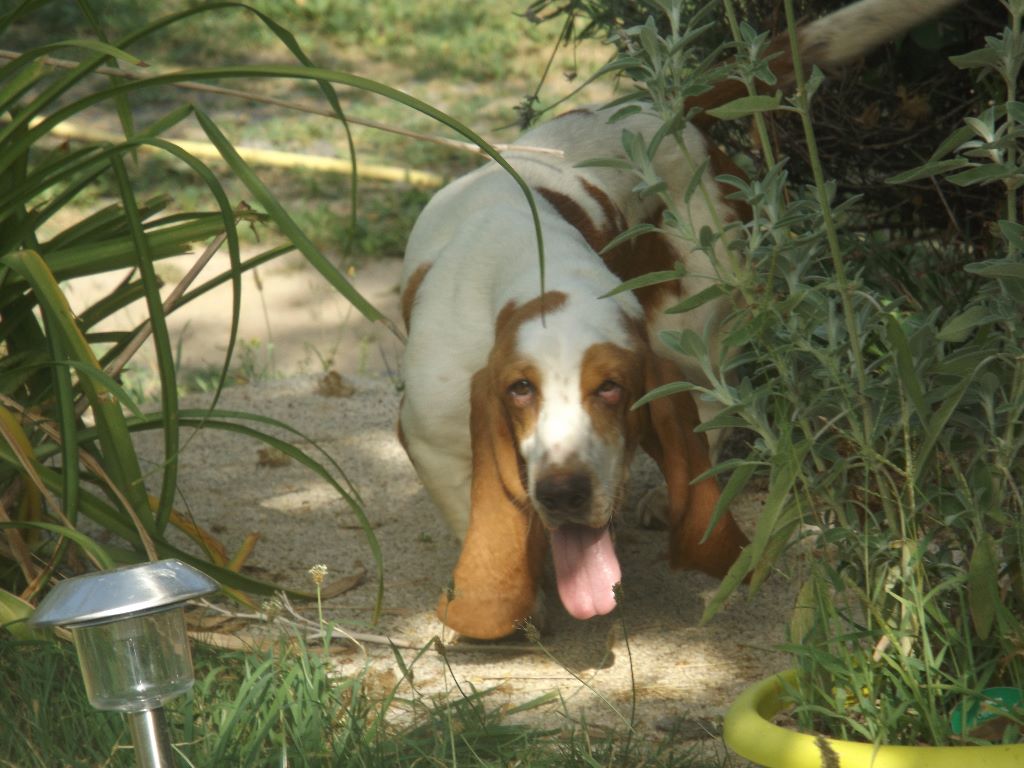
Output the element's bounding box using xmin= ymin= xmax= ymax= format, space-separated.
xmin=596 ymin=0 xmax=1023 ymax=748
xmin=0 ymin=0 xmax=545 ymax=631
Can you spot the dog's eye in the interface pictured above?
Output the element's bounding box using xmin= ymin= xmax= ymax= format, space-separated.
xmin=508 ymin=379 xmax=535 ymax=405
xmin=595 ymin=379 xmax=623 ymax=405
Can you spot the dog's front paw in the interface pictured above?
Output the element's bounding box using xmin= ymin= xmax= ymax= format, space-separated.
xmin=633 ymin=484 xmax=669 ymax=529
xmin=437 ymin=584 xmax=537 ymax=641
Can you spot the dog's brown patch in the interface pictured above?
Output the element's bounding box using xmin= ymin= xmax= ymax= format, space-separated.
xmin=685 ymin=34 xmax=796 ymax=130
xmin=401 ymin=262 xmax=432 ymax=331
xmin=536 ymin=187 xmax=613 ymax=254
xmin=396 ymin=396 xmax=409 ymax=451
xmin=487 ymin=292 xmax=569 ymax=442
xmin=705 ymin=142 xmax=752 ymax=222
xmin=580 ymin=179 xmax=627 ymax=238
xmin=494 ymin=291 xmax=568 ymax=343
xmin=601 ymin=209 xmax=684 ymax=320
xmin=579 ymin=340 xmax=643 ymax=446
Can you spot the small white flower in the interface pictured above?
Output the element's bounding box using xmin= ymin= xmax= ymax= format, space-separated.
xmin=308 ymin=564 xmax=328 ymax=586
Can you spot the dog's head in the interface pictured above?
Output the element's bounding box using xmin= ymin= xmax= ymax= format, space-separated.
xmin=487 ymin=291 xmax=642 ymax=531
xmin=439 ymin=285 xmax=747 ymax=639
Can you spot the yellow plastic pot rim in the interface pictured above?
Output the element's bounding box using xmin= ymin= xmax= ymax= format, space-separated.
xmin=723 ymin=669 xmax=1024 ymax=768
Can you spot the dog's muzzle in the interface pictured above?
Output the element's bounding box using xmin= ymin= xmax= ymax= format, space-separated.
xmin=534 ymin=470 xmax=596 ymax=526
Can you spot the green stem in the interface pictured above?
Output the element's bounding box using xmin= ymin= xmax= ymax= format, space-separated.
xmin=721 ymin=0 xmax=777 ymax=168
xmin=1005 ymin=2 xmax=1021 ymax=252
xmin=782 ymin=0 xmax=871 ymax=440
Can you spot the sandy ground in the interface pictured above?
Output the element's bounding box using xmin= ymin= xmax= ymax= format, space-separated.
xmin=110 ymin=252 xmax=797 ymax=753
xmin=64 ymin=250 xmax=407 ymax=384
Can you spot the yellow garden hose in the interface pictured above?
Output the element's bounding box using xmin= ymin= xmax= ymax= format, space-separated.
xmin=40 ymin=117 xmax=445 ymax=188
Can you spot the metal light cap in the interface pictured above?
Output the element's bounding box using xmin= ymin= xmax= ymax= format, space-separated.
xmin=30 ymin=559 xmax=219 ymax=628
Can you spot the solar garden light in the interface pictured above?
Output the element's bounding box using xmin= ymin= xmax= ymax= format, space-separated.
xmin=29 ymin=559 xmax=218 ymax=768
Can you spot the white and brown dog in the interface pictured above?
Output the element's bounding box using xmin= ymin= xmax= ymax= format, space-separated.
xmin=398 ymin=0 xmax=963 ymax=640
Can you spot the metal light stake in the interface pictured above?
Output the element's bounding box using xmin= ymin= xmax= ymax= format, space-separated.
xmin=30 ymin=559 xmax=218 ymax=768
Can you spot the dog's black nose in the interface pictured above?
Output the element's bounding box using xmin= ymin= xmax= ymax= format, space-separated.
xmin=535 ymin=472 xmax=592 ymax=517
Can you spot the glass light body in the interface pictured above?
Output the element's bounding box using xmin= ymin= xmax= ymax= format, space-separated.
xmin=71 ymin=606 xmax=194 ymax=712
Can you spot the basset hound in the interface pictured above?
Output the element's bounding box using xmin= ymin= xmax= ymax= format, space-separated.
xmin=397 ymin=0 xmax=963 ymax=640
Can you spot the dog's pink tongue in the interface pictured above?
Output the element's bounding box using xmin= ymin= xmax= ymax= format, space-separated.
xmin=551 ymin=525 xmax=621 ymax=619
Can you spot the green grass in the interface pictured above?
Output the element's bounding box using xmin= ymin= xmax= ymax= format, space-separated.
xmin=9 ymin=0 xmax=549 ymax=81
xmin=7 ymin=0 xmax=606 ymax=262
xmin=0 ymin=632 xmax=726 ymax=767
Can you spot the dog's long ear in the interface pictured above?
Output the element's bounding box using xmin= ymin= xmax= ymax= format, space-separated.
xmin=639 ymin=353 xmax=747 ymax=578
xmin=436 ymin=368 xmax=546 ymax=640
